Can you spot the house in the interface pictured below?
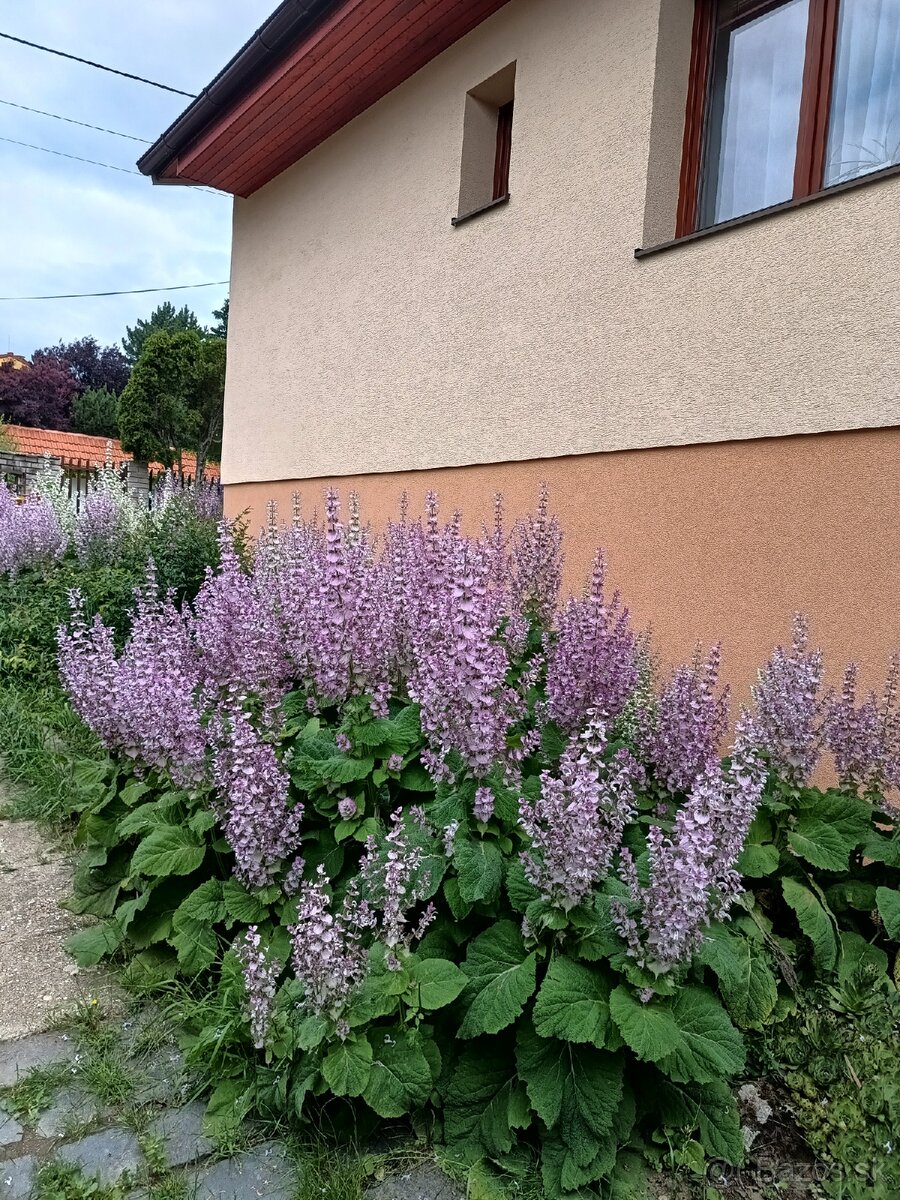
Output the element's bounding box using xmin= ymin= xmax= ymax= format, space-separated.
xmin=0 ymin=424 xmax=219 ymax=504
xmin=0 ymin=353 xmax=29 ymax=371
xmin=139 ymin=0 xmax=900 ymax=686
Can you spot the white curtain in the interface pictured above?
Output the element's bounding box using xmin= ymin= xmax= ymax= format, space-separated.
xmin=825 ymin=0 xmax=900 ymax=185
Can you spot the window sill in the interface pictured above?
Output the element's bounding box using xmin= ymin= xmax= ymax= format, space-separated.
xmin=635 ymin=161 xmax=900 ymax=259
xmin=451 ymin=193 xmax=510 ymax=226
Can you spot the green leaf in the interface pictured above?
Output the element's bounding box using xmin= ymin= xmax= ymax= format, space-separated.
xmin=697 ymin=927 xmax=778 ymax=1028
xmin=610 ymin=987 xmax=745 ymax=1084
xmin=875 ymin=887 xmax=900 ymax=941
xmin=397 ymin=763 xmax=435 ymax=792
xmin=863 ymin=830 xmax=900 ymax=867
xmin=363 ymin=1030 xmax=432 ymax=1117
xmin=443 ymin=876 xmax=472 ymax=921
xmin=65 ymin=923 xmax=122 ymax=967
xmin=130 ymin=825 xmax=206 ymax=878
xmin=656 ymin=1079 xmax=744 ymax=1165
xmin=736 ymin=842 xmax=779 ymax=878
xmin=504 ymin=859 xmax=540 ymax=912
xmin=455 ymin=837 xmax=504 ymax=905
xmin=116 ymin=801 xmax=171 ymax=840
xmin=608 ymin=986 xmax=681 ymax=1064
xmin=466 ymin=1163 xmax=509 ymax=1200
xmin=826 ymin=880 xmax=878 ymax=912
xmin=782 ymin=877 xmax=837 ymax=972
xmin=788 ymin=793 xmax=869 ymax=872
xmin=322 ymin=1037 xmax=373 ymax=1098
xmin=171 ymin=916 xmax=218 ymax=975
xmin=188 ymin=809 xmax=218 ymax=835
xmin=303 ymin=753 xmax=375 ymax=785
xmin=408 ymin=958 xmax=467 ymax=1010
xmin=659 ymin=989 xmax=746 ymax=1084
xmin=533 ymin=957 xmax=612 ymax=1048
xmin=204 ymin=1079 xmax=251 ymax=1140
xmin=222 ymin=879 xmax=271 ymax=923
xmin=174 ymin=880 xmax=225 ymax=925
xmin=516 ymin=1023 xmax=624 ymax=1139
xmin=296 ymin=1015 xmax=329 ymax=1051
xmin=444 ymin=1046 xmax=523 ymax=1157
xmin=347 ymin=706 xmax=421 ymax=754
xmin=119 ymin=779 xmax=150 ymax=807
xmin=458 ymin=921 xmax=537 ymax=1038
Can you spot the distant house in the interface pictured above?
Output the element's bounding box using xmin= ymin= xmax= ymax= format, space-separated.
xmin=0 ymin=423 xmax=219 ymax=506
xmin=0 ymin=353 xmax=29 ymax=371
xmin=138 ymin=0 xmax=900 ymax=686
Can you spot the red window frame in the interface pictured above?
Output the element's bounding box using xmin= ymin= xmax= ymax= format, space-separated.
xmin=493 ymin=100 xmax=514 ymax=201
xmin=676 ymin=0 xmax=842 ymax=237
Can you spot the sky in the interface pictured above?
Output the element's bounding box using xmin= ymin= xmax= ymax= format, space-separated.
xmin=0 ymin=0 xmax=274 ymax=357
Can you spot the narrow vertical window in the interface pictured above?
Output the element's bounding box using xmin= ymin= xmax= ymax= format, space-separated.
xmin=493 ymin=101 xmax=515 ymax=201
xmin=454 ymin=63 xmax=516 ymax=224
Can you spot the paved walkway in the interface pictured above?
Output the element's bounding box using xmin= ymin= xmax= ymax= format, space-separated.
xmin=0 ymin=819 xmax=120 ymax=1041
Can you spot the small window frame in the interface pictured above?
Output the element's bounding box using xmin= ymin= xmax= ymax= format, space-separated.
xmin=492 ymin=100 xmax=515 ymax=201
xmin=677 ymin=0 xmax=842 ymax=236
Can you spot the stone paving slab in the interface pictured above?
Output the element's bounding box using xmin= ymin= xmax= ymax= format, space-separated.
xmin=365 ymin=1163 xmax=464 ymax=1200
xmin=188 ymin=1142 xmax=296 ymax=1200
xmin=35 ymin=1087 xmax=99 ymax=1139
xmin=55 ymin=1127 xmax=144 ymax=1186
xmin=0 ymin=1155 xmax=35 ymax=1200
xmin=0 ymin=1110 xmax=22 ymax=1150
xmin=0 ymin=1033 xmax=73 ymax=1089
xmin=147 ymin=1102 xmax=214 ymax=1168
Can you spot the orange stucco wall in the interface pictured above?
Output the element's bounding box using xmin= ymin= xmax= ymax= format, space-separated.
xmin=224 ymin=428 xmax=900 ymax=698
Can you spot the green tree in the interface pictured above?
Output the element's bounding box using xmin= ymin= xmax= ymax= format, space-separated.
xmin=210 ymin=297 xmax=229 ymax=339
xmin=0 ymin=413 xmax=12 ymax=451
xmin=117 ymin=330 xmax=224 ymax=480
xmin=122 ymin=302 xmax=203 ymax=365
xmin=71 ymin=386 xmax=120 ymax=439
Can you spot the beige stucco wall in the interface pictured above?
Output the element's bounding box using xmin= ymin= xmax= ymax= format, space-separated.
xmin=223 ymin=0 xmax=900 ymax=486
xmin=224 ymin=428 xmax=900 ymax=699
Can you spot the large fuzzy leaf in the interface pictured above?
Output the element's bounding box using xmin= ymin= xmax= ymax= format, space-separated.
xmin=610 ymin=987 xmax=745 ymax=1084
xmin=407 ymin=957 xmax=467 ymax=1011
xmin=516 ymin=1023 xmax=624 ymax=1139
xmin=655 ymin=1078 xmax=744 ymax=1165
xmin=444 ymin=1045 xmax=528 ymax=1157
xmin=533 ymin=956 xmax=612 ymax=1048
xmin=322 ymin=1037 xmax=373 ymax=1098
xmin=788 ymin=793 xmax=869 ymax=872
xmin=174 ymin=880 xmax=225 ymax=925
xmin=130 ymin=825 xmax=206 ymax=878
xmin=454 ymin=837 xmax=504 ymax=905
xmin=697 ymin=926 xmax=778 ymax=1028
xmin=222 ymin=879 xmax=271 ymax=924
xmin=782 ymin=877 xmax=837 ymax=972
xmin=345 ymin=705 xmax=421 ymax=754
xmin=171 ymin=916 xmax=218 ymax=975
xmin=65 ymin=922 xmax=122 ymax=967
xmin=458 ymin=922 xmax=537 ymax=1038
xmin=363 ymin=1030 xmax=432 ymax=1117
xmin=876 ymin=887 xmax=900 ymax=941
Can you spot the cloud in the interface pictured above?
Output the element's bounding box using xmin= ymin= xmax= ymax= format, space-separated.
xmin=0 ymin=0 xmax=272 ymax=355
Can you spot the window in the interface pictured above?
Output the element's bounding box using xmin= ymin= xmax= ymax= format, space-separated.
xmin=678 ymin=0 xmax=900 ymax=234
xmin=454 ymin=63 xmax=516 ymax=225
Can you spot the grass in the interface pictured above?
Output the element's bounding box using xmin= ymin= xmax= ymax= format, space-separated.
xmin=0 ymin=684 xmax=102 ymax=827
xmin=32 ymin=1162 xmax=125 ymax=1200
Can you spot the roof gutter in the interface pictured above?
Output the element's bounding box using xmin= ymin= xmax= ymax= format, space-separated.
xmin=137 ymin=0 xmax=340 ymax=181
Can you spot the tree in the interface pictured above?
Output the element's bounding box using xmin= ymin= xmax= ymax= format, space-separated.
xmin=122 ymin=302 xmax=203 ymax=365
xmin=33 ymin=337 xmax=130 ymax=395
xmin=0 ymin=360 xmax=77 ymax=429
xmin=71 ymin=386 xmax=120 ymax=439
xmin=117 ymin=330 xmax=224 ymax=479
xmin=210 ymin=297 xmax=229 ymax=339
xmin=0 ymin=413 xmax=13 ymax=452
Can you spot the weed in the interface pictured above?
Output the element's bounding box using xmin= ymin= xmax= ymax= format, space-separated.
xmin=3 ymin=1063 xmax=72 ymax=1122
xmin=32 ymin=1162 xmax=124 ymax=1200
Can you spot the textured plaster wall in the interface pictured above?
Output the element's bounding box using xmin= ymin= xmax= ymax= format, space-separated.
xmin=224 ymin=428 xmax=900 ymax=698
xmin=223 ymin=0 xmax=900 ymax=486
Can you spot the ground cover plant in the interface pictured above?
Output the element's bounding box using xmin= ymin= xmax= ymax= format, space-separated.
xmin=41 ymin=490 xmax=900 ymax=1196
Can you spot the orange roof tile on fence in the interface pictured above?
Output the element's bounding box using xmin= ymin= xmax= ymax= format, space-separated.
xmin=3 ymin=424 xmax=220 ymax=480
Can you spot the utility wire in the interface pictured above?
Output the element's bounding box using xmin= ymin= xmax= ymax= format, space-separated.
xmin=0 ymin=97 xmax=151 ymax=142
xmin=0 ymin=134 xmax=139 ymax=173
xmin=0 ymin=32 xmax=196 ymax=98
xmin=0 ymin=282 xmax=229 ymax=301
xmin=0 ymin=135 xmax=229 ymax=196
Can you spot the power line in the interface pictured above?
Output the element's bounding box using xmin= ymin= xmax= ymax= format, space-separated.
xmin=0 ymin=135 xmax=228 ymax=195
xmin=0 ymin=97 xmax=151 ymax=142
xmin=0 ymin=134 xmax=139 ymax=173
xmin=0 ymin=282 xmax=229 ymax=301
xmin=0 ymin=32 xmax=196 ymax=98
